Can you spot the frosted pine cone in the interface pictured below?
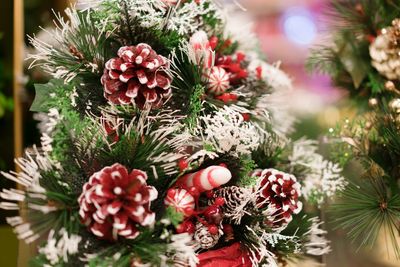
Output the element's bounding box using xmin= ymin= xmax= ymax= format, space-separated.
xmin=101 ymin=44 xmax=172 ymax=109
xmin=211 ymin=186 xmax=251 ymax=218
xmin=194 ymin=222 xmax=221 ymax=249
xmin=252 ymin=168 xmax=302 ymax=227
xmin=78 ymin=163 xmax=158 ymax=241
xmin=370 ymin=19 xmax=400 ymax=80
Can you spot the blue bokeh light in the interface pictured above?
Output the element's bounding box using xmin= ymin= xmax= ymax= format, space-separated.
xmin=282 ymin=7 xmax=317 ymax=46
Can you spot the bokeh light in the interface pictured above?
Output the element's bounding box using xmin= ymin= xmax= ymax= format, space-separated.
xmin=282 ymin=7 xmax=317 ymax=46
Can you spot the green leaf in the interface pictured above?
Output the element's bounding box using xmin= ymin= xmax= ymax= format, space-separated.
xmin=165 ymin=206 xmax=184 ymax=227
xmin=30 ymin=79 xmax=76 ymax=112
xmin=0 ymin=91 xmax=13 ymax=118
xmin=184 ymin=84 xmax=205 ymax=130
xmin=30 ymin=79 xmax=67 ymax=112
xmin=31 ymin=83 xmax=52 ymax=112
xmin=335 ymin=36 xmax=368 ymax=88
xmin=367 ymin=72 xmax=385 ymax=94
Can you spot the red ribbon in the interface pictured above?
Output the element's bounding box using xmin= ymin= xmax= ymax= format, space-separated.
xmin=197 ymin=242 xmax=252 ymax=267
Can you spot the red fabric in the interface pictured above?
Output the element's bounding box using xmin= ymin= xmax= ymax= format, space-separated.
xmin=197 ymin=242 xmax=252 ymax=267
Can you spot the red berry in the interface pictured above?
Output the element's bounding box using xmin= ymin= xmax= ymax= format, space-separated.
xmin=203 ymin=206 xmax=221 ymax=220
xmin=185 ymin=221 xmax=196 ymax=233
xmin=167 ymin=188 xmax=176 ymax=198
xmin=205 ymin=190 xmax=214 ymax=198
xmin=229 ymin=93 xmax=238 ymax=101
xmin=189 ymin=187 xmax=200 ymax=197
xmin=177 ymin=220 xmax=195 ymax=234
xmin=209 ymin=36 xmax=219 ymax=50
xmin=176 ymin=223 xmax=186 ymax=233
xmin=223 ymin=224 xmax=233 ymax=234
xmin=366 ymin=34 xmax=376 ymax=43
xmin=208 ymin=225 xmax=219 ymax=235
xmin=241 ymin=113 xmax=251 ymax=121
xmin=219 ymin=163 xmax=227 ymax=168
xmin=178 ymin=159 xmax=189 ymax=171
xmin=236 ymin=52 xmax=246 ymax=62
xmin=237 ymin=70 xmax=248 ymax=79
xmin=229 ymin=63 xmax=241 ymax=73
xmin=221 ymin=39 xmax=232 ymax=51
xmin=184 ymin=207 xmax=194 ymax=216
xmin=215 ymin=93 xmax=231 ymax=104
xmin=256 ymin=66 xmax=263 ymax=80
xmin=214 ymin=197 xmax=225 ymax=206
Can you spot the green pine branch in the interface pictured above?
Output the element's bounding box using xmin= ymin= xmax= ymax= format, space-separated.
xmin=332 ymin=178 xmax=400 ymax=257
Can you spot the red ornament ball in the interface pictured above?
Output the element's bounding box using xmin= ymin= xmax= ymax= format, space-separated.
xmin=78 ymin=163 xmax=158 ymax=241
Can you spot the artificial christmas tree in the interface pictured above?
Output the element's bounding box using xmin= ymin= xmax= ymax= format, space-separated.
xmin=1 ymin=0 xmax=346 ymax=266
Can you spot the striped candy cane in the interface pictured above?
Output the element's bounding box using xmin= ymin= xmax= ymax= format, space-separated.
xmin=175 ymin=165 xmax=232 ymax=193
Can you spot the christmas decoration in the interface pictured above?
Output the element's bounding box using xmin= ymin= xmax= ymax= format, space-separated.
xmin=0 ymin=1 xmax=338 ymax=266
xmin=197 ymin=242 xmax=252 ymax=267
xmin=194 ymin=222 xmax=221 ymax=249
xmin=212 ymin=186 xmax=251 ymax=217
xmin=369 ymin=19 xmax=400 ymax=80
xmin=308 ymin=0 xmax=400 ymax=257
xmin=215 ymin=52 xmax=248 ymax=85
xmin=253 ymin=168 xmax=302 ymax=226
xmin=202 ymin=200 xmax=224 ymax=225
xmin=389 ymin=98 xmax=400 ymax=113
xmin=101 ymin=44 xmax=172 ymax=108
xmin=164 ymin=188 xmax=195 ymax=217
xmin=368 ymin=97 xmax=379 ymax=108
xmin=189 ymin=30 xmax=215 ymax=69
xmin=175 ymin=165 xmax=232 ymax=193
xmin=78 ymin=163 xmax=157 ymax=241
xmin=203 ymin=66 xmax=230 ymax=95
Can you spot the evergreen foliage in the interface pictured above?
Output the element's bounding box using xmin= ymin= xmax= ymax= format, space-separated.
xmin=309 ymin=0 xmax=400 ymax=256
xmin=1 ymin=1 xmax=341 ymax=266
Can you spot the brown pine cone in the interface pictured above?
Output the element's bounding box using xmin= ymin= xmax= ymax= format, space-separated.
xmin=211 ymin=186 xmax=251 ymax=218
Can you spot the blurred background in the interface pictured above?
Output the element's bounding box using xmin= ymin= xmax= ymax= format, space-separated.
xmin=0 ymin=0 xmax=397 ymax=266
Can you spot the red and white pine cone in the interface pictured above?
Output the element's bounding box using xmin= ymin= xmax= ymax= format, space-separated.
xmin=252 ymin=168 xmax=302 ymax=227
xmin=101 ymin=44 xmax=172 ymax=109
xmin=78 ymin=163 xmax=158 ymax=241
